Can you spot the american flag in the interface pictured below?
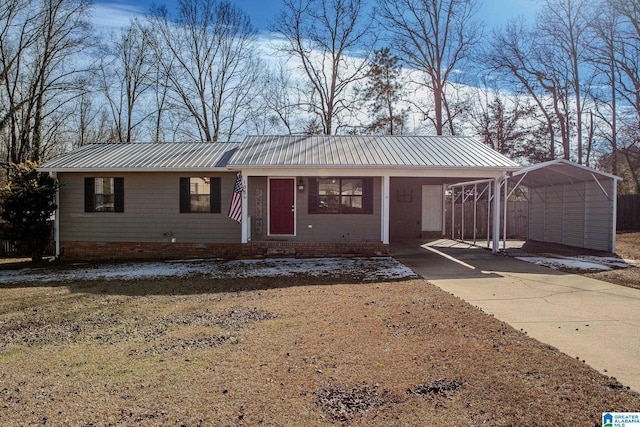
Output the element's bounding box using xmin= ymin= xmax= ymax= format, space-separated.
xmin=228 ymin=172 xmax=243 ymax=223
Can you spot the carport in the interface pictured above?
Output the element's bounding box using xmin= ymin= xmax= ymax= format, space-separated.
xmin=510 ymin=159 xmax=621 ymax=253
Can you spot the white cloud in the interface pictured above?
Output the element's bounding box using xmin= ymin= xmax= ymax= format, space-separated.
xmin=90 ymin=2 xmax=145 ymax=32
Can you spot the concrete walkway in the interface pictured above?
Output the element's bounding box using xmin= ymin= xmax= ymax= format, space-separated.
xmin=394 ymin=239 xmax=640 ymax=392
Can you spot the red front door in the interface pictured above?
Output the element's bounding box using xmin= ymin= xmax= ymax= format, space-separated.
xmin=269 ymin=178 xmax=295 ymax=235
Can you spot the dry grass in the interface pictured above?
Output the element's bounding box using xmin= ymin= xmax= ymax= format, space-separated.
xmin=585 ymin=232 xmax=640 ymax=290
xmin=1 ymin=274 xmax=638 ymax=426
xmin=616 ymin=232 xmax=640 ymax=261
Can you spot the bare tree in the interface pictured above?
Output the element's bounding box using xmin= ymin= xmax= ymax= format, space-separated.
xmin=537 ymin=0 xmax=595 ymax=164
xmin=256 ymin=61 xmax=306 ymax=135
xmin=378 ymin=0 xmax=481 ymax=136
xmin=470 ymin=88 xmax=539 ymax=162
xmin=0 ymin=0 xmax=92 ymax=163
xmin=608 ymin=0 xmax=640 ymax=191
xmin=273 ymin=0 xmax=374 ymax=135
xmin=485 ymin=20 xmax=566 ymax=160
xmin=71 ymin=91 xmax=110 ymax=148
xmin=148 ymin=0 xmax=261 ymax=142
xmin=590 ymin=1 xmax=623 ymax=174
xmin=99 ymin=19 xmax=153 ymax=143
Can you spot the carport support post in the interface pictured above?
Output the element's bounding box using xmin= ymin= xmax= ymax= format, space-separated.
xmin=473 ymin=184 xmax=477 ymax=244
xmin=451 ymin=187 xmax=455 ymax=240
xmin=503 ymin=179 xmax=508 ymax=250
xmin=487 ymin=182 xmax=491 ymax=248
xmin=461 ymin=185 xmax=465 ymax=241
xmin=492 ymin=177 xmax=501 ymax=254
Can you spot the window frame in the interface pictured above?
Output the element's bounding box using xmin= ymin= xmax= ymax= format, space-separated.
xmin=309 ymin=177 xmax=373 ymax=215
xmin=179 ymin=176 xmax=221 ymax=214
xmin=84 ymin=177 xmax=124 ymax=213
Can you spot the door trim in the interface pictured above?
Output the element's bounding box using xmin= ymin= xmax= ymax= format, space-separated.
xmin=267 ymin=177 xmax=296 ymax=236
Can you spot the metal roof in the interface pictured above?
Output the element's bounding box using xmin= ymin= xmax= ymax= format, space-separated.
xmin=511 ymin=159 xmax=621 ymax=188
xmin=39 ymin=142 xmax=239 ymax=172
xmin=39 ymin=136 xmax=521 ymax=173
xmin=228 ymin=135 xmax=520 ymax=169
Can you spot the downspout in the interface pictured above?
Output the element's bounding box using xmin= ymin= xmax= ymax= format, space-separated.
xmin=51 ymin=172 xmax=60 ymax=258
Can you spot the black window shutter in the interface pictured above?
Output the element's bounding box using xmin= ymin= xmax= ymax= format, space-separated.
xmin=308 ymin=178 xmax=319 ymax=214
xmin=179 ymin=177 xmax=190 ymax=213
xmin=114 ymin=177 xmax=125 ymax=212
xmin=84 ymin=177 xmax=94 ymax=212
xmin=210 ymin=177 xmax=221 ymax=213
xmin=363 ymin=178 xmax=374 ymax=214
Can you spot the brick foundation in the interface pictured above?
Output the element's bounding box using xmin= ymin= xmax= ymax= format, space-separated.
xmin=242 ymin=241 xmax=390 ymax=258
xmin=60 ymin=241 xmax=390 ymax=261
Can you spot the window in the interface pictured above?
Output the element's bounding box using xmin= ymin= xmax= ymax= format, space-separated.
xmin=180 ymin=177 xmax=221 ymax=213
xmin=84 ymin=177 xmax=124 ymax=212
xmin=309 ymin=177 xmax=373 ymax=214
xmin=189 ymin=177 xmax=211 ymax=212
xmin=95 ymin=178 xmax=115 ymax=211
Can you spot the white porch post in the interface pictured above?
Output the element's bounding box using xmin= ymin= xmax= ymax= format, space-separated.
xmin=381 ymin=175 xmax=390 ymax=244
xmin=611 ymin=177 xmax=618 ymax=253
xmin=492 ymin=176 xmax=501 ymax=254
xmin=241 ymin=172 xmax=249 ymax=243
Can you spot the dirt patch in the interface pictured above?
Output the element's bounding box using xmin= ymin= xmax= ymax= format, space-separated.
xmin=211 ymin=306 xmax=278 ymax=329
xmin=315 ymin=383 xmax=390 ymax=422
xmin=164 ymin=307 xmax=278 ymax=329
xmin=132 ymin=334 xmax=239 ymax=356
xmin=406 ymin=378 xmax=464 ymax=403
xmin=585 ymin=265 xmax=640 ymax=290
xmin=0 ymin=275 xmax=638 ymax=425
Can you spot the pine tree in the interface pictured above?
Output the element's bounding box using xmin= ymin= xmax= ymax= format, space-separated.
xmin=358 ymin=48 xmax=406 ymax=135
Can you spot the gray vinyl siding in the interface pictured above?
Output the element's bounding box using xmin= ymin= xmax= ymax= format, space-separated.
xmin=58 ymin=172 xmax=241 ymax=243
xmin=389 ymin=177 xmax=448 ymax=240
xmin=527 ymin=179 xmax=615 ymax=252
xmin=562 ymin=182 xmax=586 ymax=248
xmin=248 ymin=176 xmax=381 ymax=243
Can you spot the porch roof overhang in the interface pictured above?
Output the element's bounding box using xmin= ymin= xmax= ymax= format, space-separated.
xmin=232 ymin=165 xmax=520 ymax=179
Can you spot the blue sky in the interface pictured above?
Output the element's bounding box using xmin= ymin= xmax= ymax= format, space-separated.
xmin=94 ymin=0 xmax=540 ymax=33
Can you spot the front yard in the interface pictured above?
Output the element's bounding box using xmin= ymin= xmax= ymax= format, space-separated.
xmin=0 ymin=258 xmax=638 ymax=425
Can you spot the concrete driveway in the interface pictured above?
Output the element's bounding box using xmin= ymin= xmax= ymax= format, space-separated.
xmin=394 ymin=239 xmax=640 ymax=392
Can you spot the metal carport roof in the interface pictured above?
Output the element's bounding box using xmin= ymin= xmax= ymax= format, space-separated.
xmin=511 ymin=159 xmax=621 ymax=189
